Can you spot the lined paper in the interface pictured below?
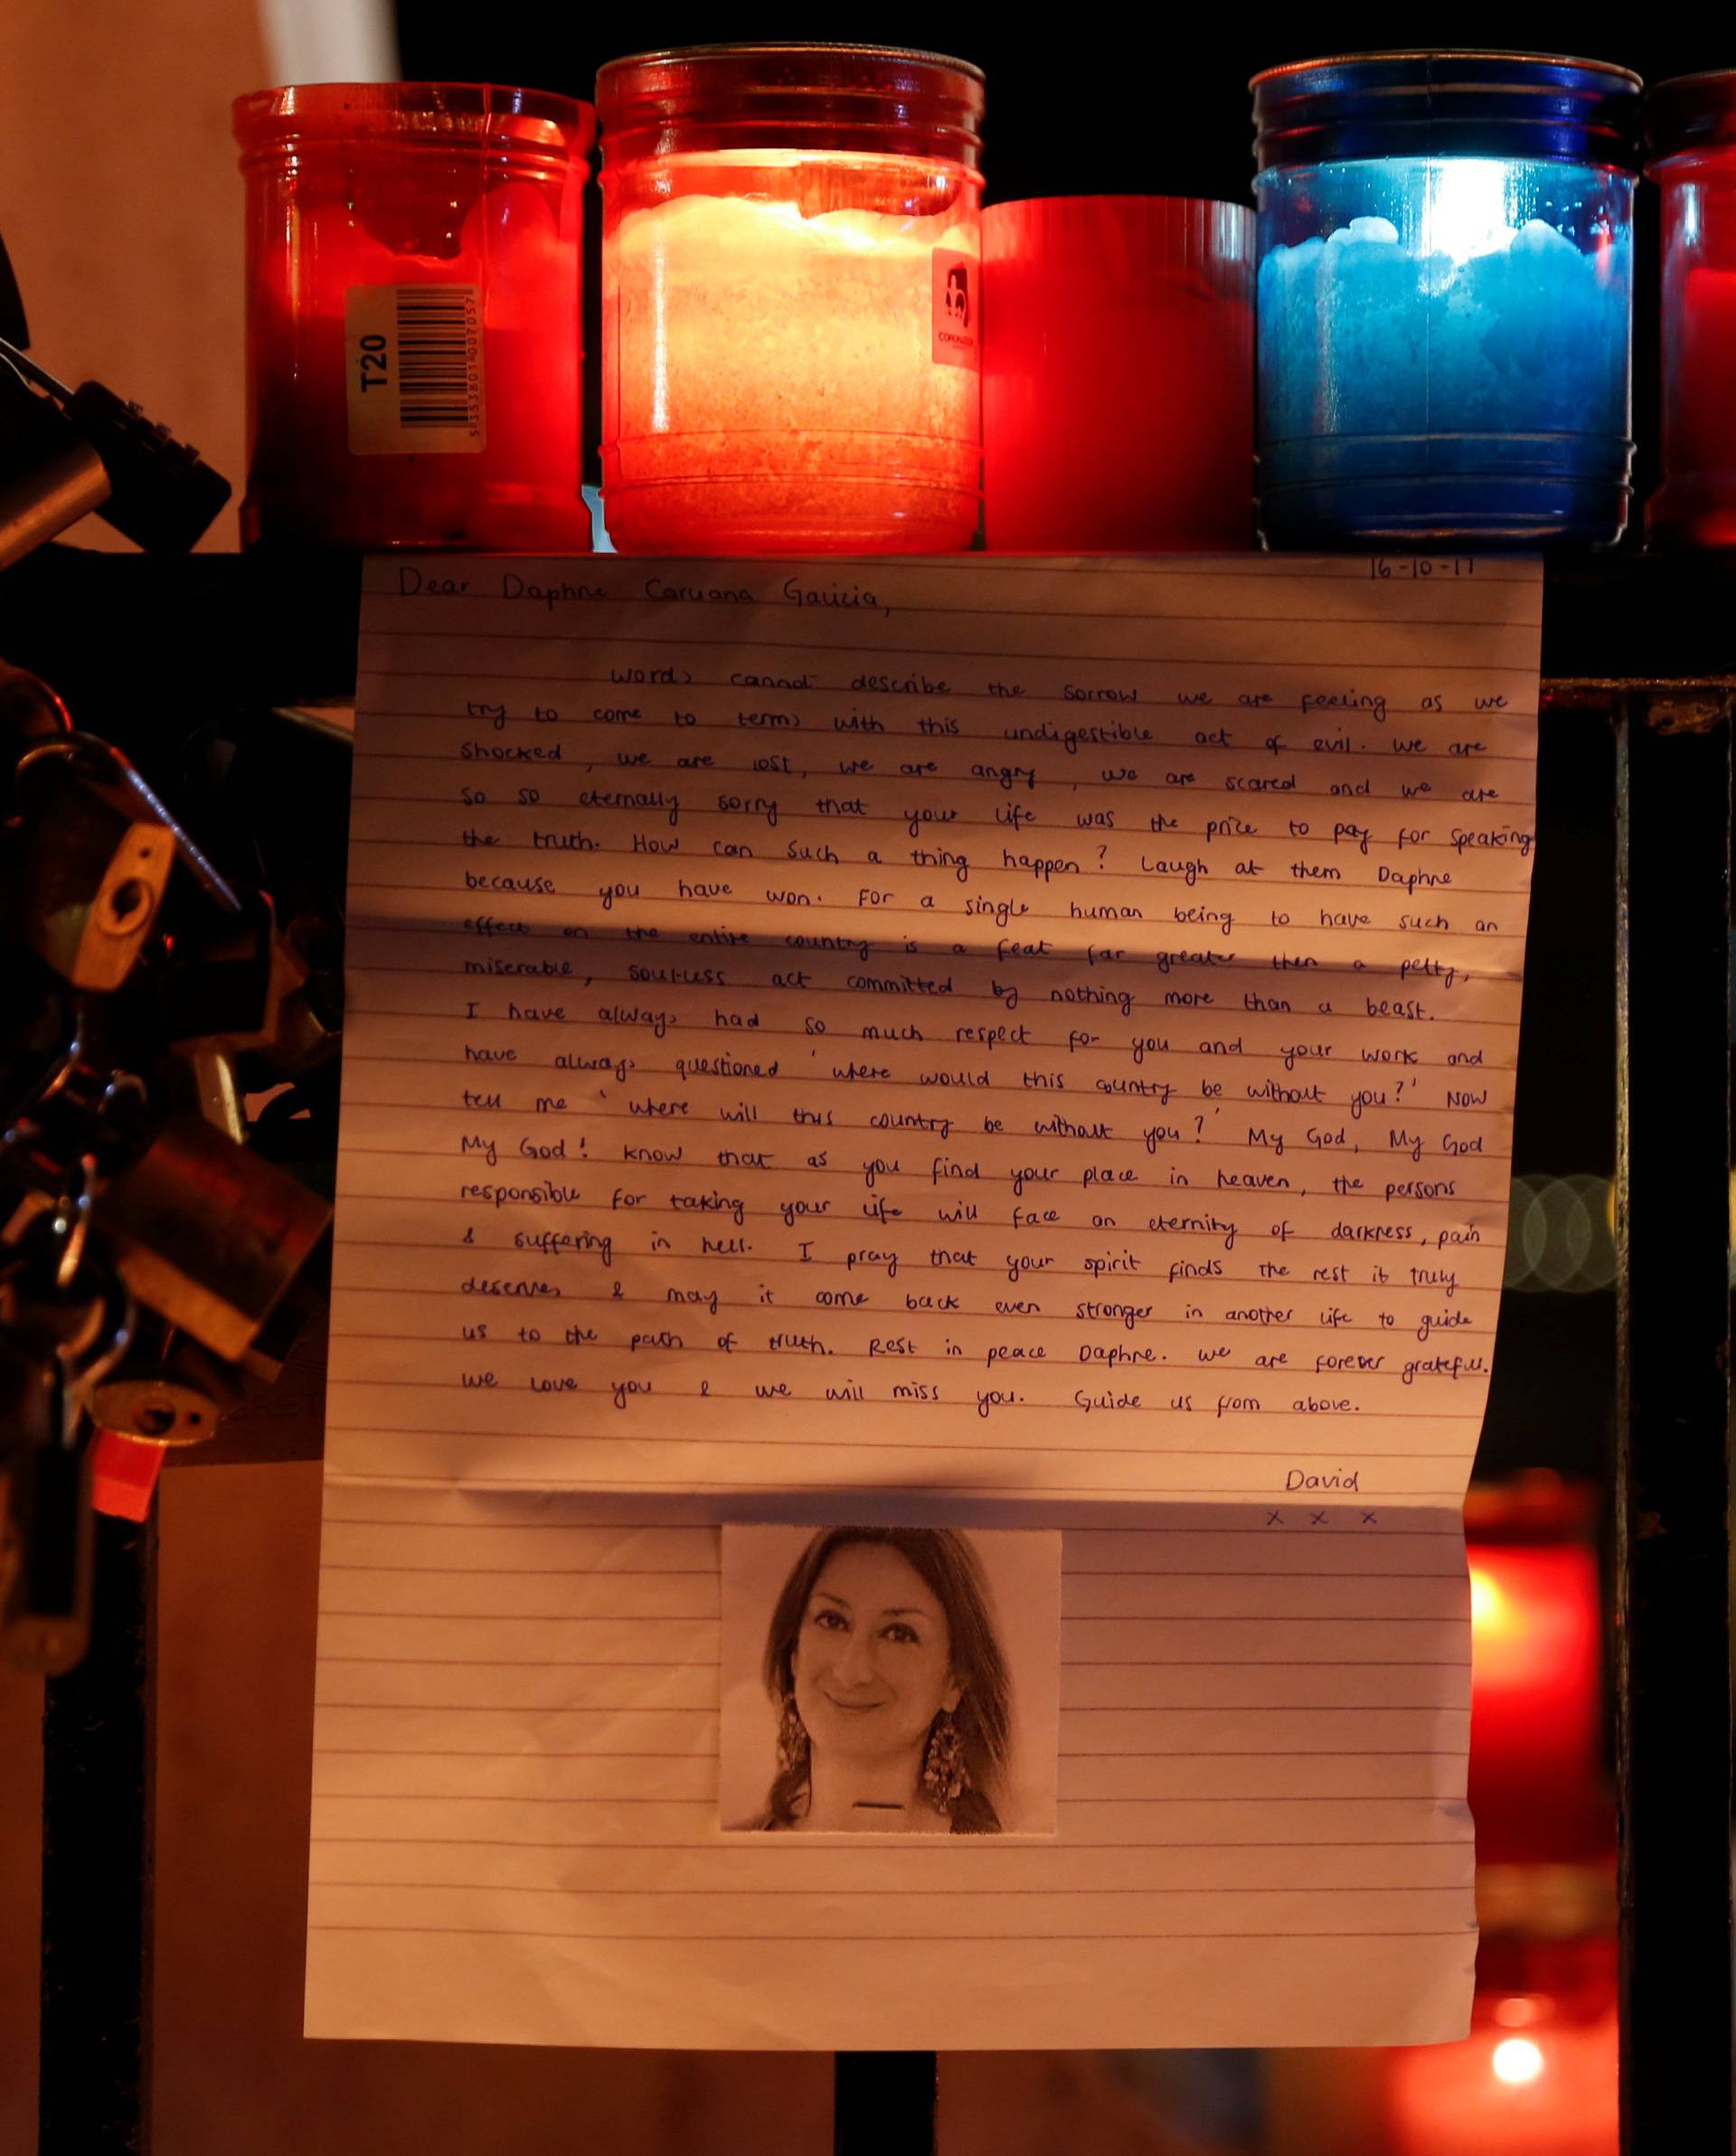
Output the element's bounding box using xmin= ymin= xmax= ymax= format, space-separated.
xmin=310 ymin=553 xmax=1540 ymax=2049
xmin=308 ymin=1492 xmax=1473 ymax=2050
xmin=330 ymin=554 xmax=1540 ymax=1502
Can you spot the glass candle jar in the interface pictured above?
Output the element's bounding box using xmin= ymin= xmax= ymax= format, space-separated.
xmin=1387 ymin=1940 xmax=1618 ymax=2156
xmin=596 ymin=43 xmax=985 ymax=555
xmin=1646 ymin=72 xmax=1736 ymax=545
xmin=233 ymin=82 xmax=595 ymax=551
xmin=1251 ymin=52 xmax=1641 ymax=549
xmin=984 ymin=196 xmax=1253 ymax=551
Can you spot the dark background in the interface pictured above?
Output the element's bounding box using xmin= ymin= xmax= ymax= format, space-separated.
xmin=392 ymin=14 xmax=1718 ymax=209
xmin=396 ymin=14 xmax=1729 ymax=506
xmin=392 ymin=13 xmax=1730 ymax=1480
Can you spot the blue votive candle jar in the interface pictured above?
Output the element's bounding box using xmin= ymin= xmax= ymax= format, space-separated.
xmin=1251 ymin=52 xmax=1642 ymax=547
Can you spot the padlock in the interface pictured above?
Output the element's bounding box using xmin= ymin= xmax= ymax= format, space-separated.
xmin=239 ymin=1276 xmax=320 ymax=1383
xmin=1 ymin=1033 xmax=148 ymax=1238
xmin=0 ymin=363 xmax=113 ymax=577
xmin=10 ymin=752 xmax=171 ymax=992
xmin=251 ymin=910 xmax=342 ymax=1079
xmin=93 ymin=1115 xmax=330 ymax=1360
xmin=0 ymin=1253 xmax=109 ymax=1370
xmin=1 ymin=1189 xmax=136 ymax=1388
xmin=170 ymin=1041 xmax=246 ymax=1144
xmin=160 ymin=887 xmax=308 ymax=1058
xmin=89 ymin=1328 xmax=242 ymax=1446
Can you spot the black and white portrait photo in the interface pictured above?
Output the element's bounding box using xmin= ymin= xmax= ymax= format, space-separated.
xmin=720 ymin=1523 xmax=1061 ymax=1836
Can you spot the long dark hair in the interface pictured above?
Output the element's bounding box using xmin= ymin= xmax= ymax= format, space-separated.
xmin=761 ymin=1526 xmax=1012 ymax=1832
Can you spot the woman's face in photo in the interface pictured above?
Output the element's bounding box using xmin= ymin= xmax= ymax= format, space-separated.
xmin=791 ymin=1542 xmax=960 ymax=1769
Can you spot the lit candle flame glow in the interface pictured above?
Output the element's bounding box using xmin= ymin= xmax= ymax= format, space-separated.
xmin=1491 ymin=2037 xmax=1545 ymax=2085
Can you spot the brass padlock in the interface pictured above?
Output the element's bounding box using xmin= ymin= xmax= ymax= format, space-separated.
xmin=12 ymin=754 xmax=171 ymax=992
xmin=93 ymin=1116 xmax=330 ymax=1360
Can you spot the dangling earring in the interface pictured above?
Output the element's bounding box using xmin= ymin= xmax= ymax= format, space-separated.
xmin=777 ymin=1690 xmax=810 ymax=1778
xmin=920 ymin=1709 xmax=968 ymax=1815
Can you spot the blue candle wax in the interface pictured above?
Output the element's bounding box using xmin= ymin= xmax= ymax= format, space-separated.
xmin=1256 ymin=156 xmax=1635 ymax=546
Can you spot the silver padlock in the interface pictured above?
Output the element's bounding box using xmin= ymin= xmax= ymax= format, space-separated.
xmin=90 ymin=1333 xmax=242 ymax=1446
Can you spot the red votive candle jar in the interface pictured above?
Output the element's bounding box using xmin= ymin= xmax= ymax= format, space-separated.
xmin=1387 ymin=1937 xmax=1618 ymax=2156
xmin=984 ymin=196 xmax=1254 ymax=551
xmin=233 ymin=82 xmax=595 ymax=551
xmin=597 ymin=43 xmax=985 ymax=555
xmin=1466 ymin=1475 xmax=1610 ymax=1868
xmin=1647 ymin=71 xmax=1736 ymax=545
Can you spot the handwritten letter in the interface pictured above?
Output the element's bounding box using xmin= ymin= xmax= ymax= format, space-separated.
xmin=332 ymin=554 xmax=1538 ymax=1503
xmin=311 ymin=553 xmax=1541 ymax=2050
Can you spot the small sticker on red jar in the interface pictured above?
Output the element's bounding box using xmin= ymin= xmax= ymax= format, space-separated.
xmin=344 ymin=285 xmax=486 ymax=455
xmin=931 ymin=250 xmax=979 ymax=369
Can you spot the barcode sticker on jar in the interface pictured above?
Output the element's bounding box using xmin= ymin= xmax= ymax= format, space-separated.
xmin=344 ymin=285 xmax=486 ymax=455
xmin=930 ymin=250 xmax=978 ymax=369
